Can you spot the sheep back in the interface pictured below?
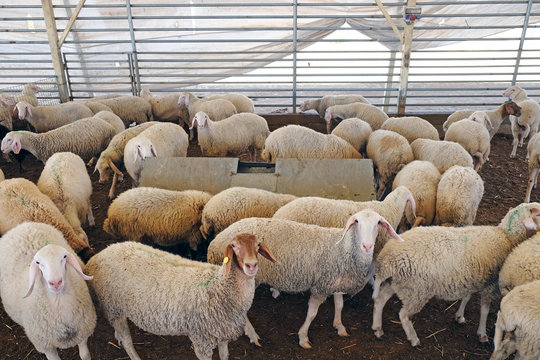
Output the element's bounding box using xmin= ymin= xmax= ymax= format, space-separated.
xmin=331 ymin=117 xmax=372 ymax=153
xmin=93 ymin=110 xmax=125 ymax=134
xmin=94 ymin=96 xmax=153 ymax=125
xmin=411 ymin=138 xmax=474 ymax=173
xmin=326 ymin=103 xmax=388 ymax=130
xmin=366 ymin=129 xmax=413 ymax=184
xmin=205 ymin=93 xmax=255 ymax=113
xmin=381 ymin=116 xmax=440 ymax=143
xmin=499 ymin=235 xmax=540 ymax=296
xmin=444 ymin=119 xmax=490 ymax=170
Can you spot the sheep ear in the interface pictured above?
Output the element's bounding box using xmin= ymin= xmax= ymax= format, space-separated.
xmin=223 ymin=243 xmax=234 ymax=277
xmin=12 ymin=138 xmax=21 ymax=154
xmin=378 ymin=217 xmax=404 ymax=242
xmin=188 ymin=117 xmax=197 ymax=130
xmin=336 ymin=216 xmax=357 ymax=244
xmin=324 ymin=110 xmax=332 ymax=124
xmin=134 ymin=146 xmax=142 ymax=163
xmin=66 ymin=253 xmax=93 ymax=281
xmin=150 ymin=144 xmax=157 ymax=157
xmin=108 ymin=159 xmax=123 ymax=176
xmin=258 ymin=241 xmax=278 ymax=263
xmin=23 ymin=262 xmax=40 ymax=299
xmin=26 ymin=104 xmax=32 ymax=118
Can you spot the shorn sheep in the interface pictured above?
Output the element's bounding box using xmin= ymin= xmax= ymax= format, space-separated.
xmin=37 ymin=152 xmax=95 ymax=244
xmin=498 ymin=234 xmax=540 ymax=296
xmin=300 ymin=94 xmax=369 ymax=118
xmin=204 ymin=93 xmax=255 ymax=113
xmin=261 ymin=124 xmax=362 ymax=163
xmin=331 ymin=117 xmax=372 ymax=154
xmin=435 ymin=165 xmax=484 ymax=226
xmin=371 ymin=202 xmax=540 ymax=347
xmin=0 ymin=222 xmax=96 ymax=360
xmin=1 ymin=116 xmax=117 ymax=164
xmin=503 ymin=86 xmax=540 ymax=158
xmin=140 ymin=89 xmax=184 ymax=122
xmin=86 ymin=233 xmax=277 ymax=360
xmin=14 ymin=100 xmax=93 ymax=133
xmin=200 ymin=187 xmax=297 ymax=239
xmin=410 ymin=138 xmax=474 ymax=173
xmin=525 ymin=132 xmax=540 ymax=202
xmin=444 ymin=115 xmax=491 ymax=171
xmin=103 ymin=187 xmax=212 ymax=252
xmin=190 ymin=111 xmax=269 ymax=161
xmin=366 ymin=129 xmax=413 ymax=199
xmin=324 ymin=102 xmax=388 ymax=134
xmin=381 ymin=116 xmax=440 ymax=143
xmin=491 ymin=279 xmax=540 ymax=360
xmin=0 ymin=178 xmax=93 ymax=261
xmin=207 ymin=210 xmax=404 ymax=349
xmin=392 ymin=160 xmax=440 ymax=228
xmin=92 ymin=95 xmax=154 ymax=126
xmin=123 ymin=122 xmax=188 ymax=187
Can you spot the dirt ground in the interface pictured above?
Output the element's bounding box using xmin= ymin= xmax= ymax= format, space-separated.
xmin=0 ymin=124 xmax=531 ymax=359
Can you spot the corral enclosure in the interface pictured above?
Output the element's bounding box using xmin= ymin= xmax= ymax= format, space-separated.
xmin=1 ymin=1 xmax=540 ymax=360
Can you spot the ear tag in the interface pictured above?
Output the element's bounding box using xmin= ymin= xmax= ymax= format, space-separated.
xmin=223 ymin=257 xmax=229 ymax=264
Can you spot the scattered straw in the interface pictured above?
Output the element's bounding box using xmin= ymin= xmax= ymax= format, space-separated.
xmin=108 ymin=341 xmax=121 ymax=349
xmin=444 ymin=300 xmax=459 ymax=312
xmin=426 ymin=328 xmax=447 ymax=339
xmin=340 ymin=344 xmax=356 ymax=351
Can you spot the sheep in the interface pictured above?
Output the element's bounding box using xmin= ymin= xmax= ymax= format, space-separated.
xmin=299 ymin=94 xmax=369 ymax=118
xmin=204 ymin=93 xmax=255 ymax=113
xmin=14 ymin=101 xmax=94 ymax=133
xmin=491 ymin=280 xmax=540 ymax=360
xmin=103 ymin=187 xmax=212 ymax=251
xmin=261 ymin=124 xmax=362 ymax=163
xmin=444 ymin=116 xmax=491 ymax=171
xmin=443 ymin=101 xmax=522 ymax=139
xmin=140 ymin=89 xmax=184 ymax=123
xmin=0 ymin=168 xmax=4 ymax=182
xmin=123 ymin=122 xmax=188 ymax=187
xmin=85 ymin=233 xmax=277 ymax=360
xmin=93 ymin=110 xmax=125 ymax=134
xmin=509 ymin=100 xmax=540 ymax=158
xmin=0 ymin=222 xmax=96 ymax=360
xmin=0 ymin=178 xmax=93 ymax=261
xmin=92 ymin=95 xmax=153 ymax=126
xmin=503 ymin=84 xmax=530 ymax=102
xmin=331 ymin=117 xmax=372 ymax=154
xmin=82 ymin=100 xmax=113 ymax=115
xmin=371 ymin=202 xmax=540 ymax=347
xmin=1 ymin=116 xmax=117 ymax=164
xmin=200 ymin=187 xmax=297 ymax=239
xmin=324 ymin=102 xmax=388 ymax=134
xmin=381 ymin=116 xmax=440 ymax=143
xmin=366 ymin=129 xmax=414 ymax=199
xmin=525 ymin=132 xmax=540 ymax=202
xmin=190 ymin=111 xmax=269 ymax=161
xmin=392 ymin=160 xmax=440 ymax=228
xmin=0 ymin=94 xmax=15 ymax=131
xmin=177 ymin=92 xmax=237 ymax=128
xmin=434 ymin=165 xmax=484 ymax=226
xmin=410 ymin=138 xmax=474 ymax=173
xmin=498 ymin=235 xmax=540 ymax=296
xmin=207 ymin=209 xmax=404 ymax=349
xmin=37 ymin=152 xmax=94 ymax=245
xmin=94 ymin=121 xmax=159 ymax=199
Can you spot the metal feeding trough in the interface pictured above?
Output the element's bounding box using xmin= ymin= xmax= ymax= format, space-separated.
xmin=139 ymin=157 xmax=376 ymax=201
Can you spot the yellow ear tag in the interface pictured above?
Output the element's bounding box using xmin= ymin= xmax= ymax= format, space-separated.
xmin=223 ymin=256 xmax=229 ymax=264
xmin=537 ymin=231 xmax=540 ymax=235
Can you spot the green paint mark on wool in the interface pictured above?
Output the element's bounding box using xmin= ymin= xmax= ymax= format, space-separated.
xmin=2 ymin=192 xmax=32 ymax=208
xmin=507 ymin=205 xmax=530 ymax=232
xmin=196 ymin=272 xmax=217 ymax=288
xmin=51 ymin=164 xmax=63 ymax=188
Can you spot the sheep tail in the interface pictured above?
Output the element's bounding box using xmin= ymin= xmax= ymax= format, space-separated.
xmin=261 ymin=148 xmax=272 ymax=162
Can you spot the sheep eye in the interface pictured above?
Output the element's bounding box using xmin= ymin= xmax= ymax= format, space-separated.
xmin=35 ymin=261 xmax=40 ymax=264
xmin=257 ymin=242 xmax=261 ymax=247
xmin=231 ymin=243 xmax=236 ymax=248
xmin=63 ymin=255 xmax=67 ymax=259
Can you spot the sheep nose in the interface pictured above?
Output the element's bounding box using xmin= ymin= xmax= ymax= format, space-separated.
xmin=49 ymin=279 xmax=62 ymax=290
xmin=245 ymin=262 xmax=258 ymax=272
xmin=362 ymin=243 xmax=373 ymax=253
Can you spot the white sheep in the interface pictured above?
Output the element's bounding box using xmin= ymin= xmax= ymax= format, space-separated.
xmin=410 ymin=138 xmax=474 ymax=173
xmin=324 ymin=102 xmax=388 ymax=134
xmin=491 ymin=279 xmax=540 ymax=360
xmin=92 ymin=95 xmax=153 ymax=126
xmin=177 ymin=92 xmax=237 ymax=129
xmin=261 ymin=124 xmax=362 ymax=163
xmin=444 ymin=101 xmax=522 ymax=139
xmin=525 ymin=132 xmax=540 ymax=202
xmin=503 ymin=85 xmax=530 ymax=102
xmin=509 ymin=100 xmax=540 ymax=158
xmin=331 ymin=117 xmax=372 ymax=154
xmin=435 ymin=165 xmax=484 ymax=226
xmin=93 ymin=110 xmax=125 ymax=134
xmin=372 ymin=202 xmax=540 ymax=347
xmin=366 ymin=129 xmax=414 ymax=199
xmin=392 ymin=160 xmax=440 ymax=228
xmin=200 ymin=187 xmax=297 ymax=239
xmin=498 ymin=235 xmax=540 ymax=296
xmin=1 ymin=116 xmax=117 ymax=164
xmin=0 ymin=83 xmax=41 ymax=131
xmin=104 ymin=187 xmax=211 ymax=251
xmin=85 ymin=233 xmax=277 ymax=360
xmin=82 ymin=100 xmax=113 ymax=115
xmin=0 ymin=222 xmax=96 ymax=360
xmin=444 ymin=116 xmax=491 ymax=171
xmin=204 ymin=93 xmax=255 ymax=113
xmin=0 ymin=178 xmax=93 ymax=261
xmin=190 ymin=111 xmax=269 ymax=161
xmin=0 ymin=168 xmax=4 ymax=182
xmin=123 ymin=122 xmax=188 ymax=187
xmin=140 ymin=89 xmax=184 ymax=123
xmin=14 ymin=101 xmax=94 ymax=133
xmin=300 ymin=95 xmax=369 ymax=118
xmin=37 ymin=152 xmax=94 ymax=245
xmin=381 ymin=116 xmax=440 ymax=143
xmin=95 ymin=121 xmax=159 ymax=199
xmin=207 ymin=210 xmax=403 ymax=349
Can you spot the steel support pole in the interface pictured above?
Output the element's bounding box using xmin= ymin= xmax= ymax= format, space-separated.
xmin=126 ymin=0 xmax=141 ymax=95
xmin=511 ymin=0 xmax=533 ymax=85
xmin=397 ymin=0 xmax=416 ymax=115
xmin=384 ymin=51 xmax=396 ymax=113
xmin=292 ymin=0 xmax=298 ymax=113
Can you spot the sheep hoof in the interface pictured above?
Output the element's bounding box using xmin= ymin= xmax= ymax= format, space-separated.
xmin=455 ymin=316 xmax=466 ymax=324
xmin=299 ymin=340 xmax=312 ymax=349
xmin=337 ymin=329 xmax=350 ymax=337
xmin=270 ymin=287 xmax=280 ymax=299
xmin=253 ymin=340 xmax=262 ymax=348
xmin=510 ymin=154 xmax=516 ymax=158
xmin=373 ymin=329 xmax=385 ymax=339
xmin=410 ymin=338 xmax=421 ymax=347
xmin=479 ymin=335 xmax=489 ymax=344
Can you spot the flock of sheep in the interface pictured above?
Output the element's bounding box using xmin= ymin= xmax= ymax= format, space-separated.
xmin=0 ymin=85 xmax=539 ymax=360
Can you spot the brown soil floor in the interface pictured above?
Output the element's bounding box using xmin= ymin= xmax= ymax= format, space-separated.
xmin=0 ymin=129 xmax=530 ymax=360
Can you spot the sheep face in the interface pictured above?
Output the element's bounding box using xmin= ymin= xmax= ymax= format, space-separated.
xmin=1 ymin=133 xmax=21 ymax=154
xmin=223 ymin=233 xmax=277 ymax=277
xmin=502 ymin=86 xmax=521 ymax=100
xmin=23 ymin=244 xmax=93 ymax=298
xmin=522 ymin=206 xmax=540 ymax=236
xmin=503 ymin=101 xmax=522 ymax=118
xmin=15 ymin=102 xmax=32 ymax=120
xmin=190 ymin=111 xmax=210 ymax=131
xmin=299 ymin=100 xmax=313 ymax=112
xmin=132 ymin=140 xmax=157 ymax=163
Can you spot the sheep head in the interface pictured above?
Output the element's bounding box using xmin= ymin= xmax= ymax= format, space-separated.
xmin=14 ymin=101 xmax=32 ymax=120
xmin=190 ymin=111 xmax=210 ymax=130
xmin=502 ymin=85 xmax=524 ymax=100
xmin=502 ymin=101 xmax=522 ymax=118
xmin=1 ymin=132 xmax=22 ymax=154
xmin=468 ymin=111 xmax=493 ymax=131
xmin=223 ymin=233 xmax=277 ymax=277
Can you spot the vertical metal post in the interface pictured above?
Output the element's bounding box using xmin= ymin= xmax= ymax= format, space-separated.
xmin=384 ymin=51 xmax=396 ymax=113
xmin=292 ymin=0 xmax=298 ymax=113
xmin=128 ymin=53 xmax=136 ymax=95
xmin=126 ymin=0 xmax=141 ymax=95
xmin=62 ymin=53 xmax=73 ymax=99
xmin=41 ymin=0 xmax=70 ymax=102
xmin=397 ymin=0 xmax=416 ymax=116
xmin=511 ymin=0 xmax=533 ymax=85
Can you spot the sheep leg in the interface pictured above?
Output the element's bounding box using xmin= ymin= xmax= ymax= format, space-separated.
xmin=332 ymin=293 xmax=349 ymax=337
xmin=217 ymin=342 xmax=229 ymax=360
xmin=473 ymin=153 xmax=484 ymax=171
xmin=477 ymin=291 xmax=491 ymax=343
xmin=493 ymin=311 xmax=504 ymax=352
xmin=248 ymin=145 xmax=256 ymax=162
xmin=376 ymin=178 xmax=388 ymax=201
xmin=86 ymin=199 xmax=95 ymax=227
xmin=42 ymin=347 xmax=61 ymax=360
xmin=454 ymin=294 xmax=471 ymax=324
xmin=243 ymin=315 xmax=261 ymax=346
xmin=112 ymin=317 xmax=142 ymax=360
xmin=86 ymin=157 xmax=96 ymax=167
xmin=191 ymin=341 xmax=213 ymax=360
xmin=371 ymin=281 xmax=395 ymax=338
xmin=270 ymin=287 xmax=281 ymax=298
xmin=412 ymin=216 xmax=425 ymax=228
xmin=298 ymin=293 xmax=326 ymax=349
xmin=108 ymin=172 xmax=118 ymax=200
xmin=78 ymin=337 xmax=91 ymax=360
xmin=510 ymin=137 xmax=518 ymax=158
xmin=399 ymin=299 xmax=428 ymax=347
xmin=525 ymin=168 xmax=539 ymax=202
